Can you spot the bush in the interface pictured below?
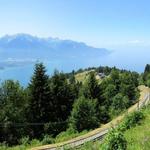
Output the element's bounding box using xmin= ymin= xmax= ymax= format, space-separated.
xmin=42 ymin=135 xmax=54 ymax=145
xmin=0 ymin=142 xmax=8 ymax=150
xmin=30 ymin=139 xmax=41 ymax=147
xmin=55 ymin=128 xmax=88 ymax=143
xmin=19 ymin=136 xmax=30 ymax=146
xmin=119 ymin=111 xmax=144 ymax=132
xmin=103 ymin=128 xmax=127 ymax=150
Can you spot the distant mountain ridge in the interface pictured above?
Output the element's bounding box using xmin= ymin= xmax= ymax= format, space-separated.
xmin=0 ymin=34 xmax=110 ymax=69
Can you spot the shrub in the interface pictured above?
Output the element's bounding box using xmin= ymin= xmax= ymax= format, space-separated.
xmin=0 ymin=142 xmax=8 ymax=150
xmin=30 ymin=139 xmax=41 ymax=147
xmin=42 ymin=135 xmax=54 ymax=145
xmin=119 ymin=111 xmax=144 ymax=132
xmin=19 ymin=136 xmax=30 ymax=146
xmin=55 ymin=128 xmax=87 ymax=143
xmin=103 ymin=128 xmax=127 ymax=150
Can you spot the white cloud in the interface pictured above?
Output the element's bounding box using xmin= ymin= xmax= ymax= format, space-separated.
xmin=128 ymin=40 xmax=144 ymax=44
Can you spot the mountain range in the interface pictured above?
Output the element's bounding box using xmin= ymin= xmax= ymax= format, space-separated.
xmin=0 ymin=34 xmax=110 ymax=69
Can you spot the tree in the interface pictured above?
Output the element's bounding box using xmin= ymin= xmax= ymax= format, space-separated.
xmin=50 ymin=71 xmax=76 ymax=122
xmin=27 ymin=63 xmax=51 ymax=138
xmin=111 ymin=93 xmax=129 ymax=115
xmin=131 ymin=71 xmax=139 ymax=87
xmin=102 ymin=84 xmax=117 ymax=107
xmin=69 ymin=96 xmax=99 ymax=132
xmin=110 ymin=69 xmax=120 ymax=90
xmin=43 ymin=71 xmax=78 ymax=136
xmin=0 ymin=80 xmax=27 ymax=145
xmin=99 ymin=105 xmax=110 ymax=123
xmin=143 ymin=64 xmax=150 ymax=82
xmin=81 ymin=72 xmax=101 ymax=101
xmin=119 ymin=72 xmax=138 ymax=102
xmin=144 ymin=64 xmax=150 ymax=74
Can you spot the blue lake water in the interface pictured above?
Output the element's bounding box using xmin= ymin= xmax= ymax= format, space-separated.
xmin=0 ymin=58 xmax=106 ymax=86
xmin=0 ymin=47 xmax=149 ymax=86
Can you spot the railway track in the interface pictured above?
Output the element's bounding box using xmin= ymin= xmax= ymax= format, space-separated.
xmin=30 ymin=86 xmax=150 ymax=150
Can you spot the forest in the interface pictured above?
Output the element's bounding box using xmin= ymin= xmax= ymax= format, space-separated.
xmin=0 ymin=63 xmax=150 ymax=148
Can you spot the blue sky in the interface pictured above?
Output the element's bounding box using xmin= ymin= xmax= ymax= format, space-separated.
xmin=0 ymin=0 xmax=150 ymax=48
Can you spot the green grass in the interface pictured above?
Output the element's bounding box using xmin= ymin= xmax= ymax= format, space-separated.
xmin=0 ymin=139 xmax=42 ymax=150
xmin=2 ymin=106 xmax=150 ymax=150
xmin=0 ymin=129 xmax=88 ymax=150
xmin=124 ymin=106 xmax=150 ymax=150
xmin=55 ymin=129 xmax=88 ymax=143
xmin=75 ymin=70 xmax=94 ymax=82
xmin=75 ymin=70 xmax=102 ymax=83
xmin=75 ymin=105 xmax=150 ymax=150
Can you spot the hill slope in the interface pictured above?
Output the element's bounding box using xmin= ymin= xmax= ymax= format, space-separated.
xmin=77 ymin=105 xmax=150 ymax=150
xmin=124 ymin=105 xmax=150 ymax=150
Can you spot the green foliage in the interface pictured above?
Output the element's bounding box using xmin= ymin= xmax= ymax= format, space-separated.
xmin=119 ymin=72 xmax=138 ymax=102
xmin=0 ymin=80 xmax=27 ymax=145
xmin=81 ymin=72 xmax=101 ymax=100
xmin=102 ymin=128 xmax=127 ymax=150
xmin=98 ymin=106 xmax=110 ymax=123
xmin=69 ymin=96 xmax=99 ymax=132
xmin=103 ymin=84 xmax=117 ymax=104
xmin=29 ymin=139 xmax=41 ymax=147
xmin=144 ymin=64 xmax=150 ymax=73
xmin=96 ymin=66 xmax=113 ymax=76
xmin=124 ymin=105 xmax=150 ymax=150
xmin=0 ymin=64 xmax=140 ymax=147
xmin=55 ymin=128 xmax=87 ymax=143
xmin=50 ymin=71 xmax=77 ymax=122
xmin=27 ymin=63 xmax=51 ymax=138
xmin=77 ymin=106 xmax=147 ymax=150
xmin=41 ymin=135 xmax=54 ymax=145
xmin=75 ymin=141 xmax=101 ymax=150
xmin=110 ymin=69 xmax=120 ymax=86
xmin=119 ymin=111 xmax=144 ymax=132
xmin=0 ymin=143 xmax=8 ymax=150
xmin=111 ymin=93 xmax=129 ymax=116
xmin=143 ymin=64 xmax=150 ymax=87
xmin=101 ymin=68 xmax=139 ymax=118
xmin=19 ymin=137 xmax=30 ymax=146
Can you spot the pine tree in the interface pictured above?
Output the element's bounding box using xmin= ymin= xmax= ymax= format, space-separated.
xmin=28 ymin=63 xmax=51 ymax=138
xmin=50 ymin=71 xmax=75 ymax=122
xmin=144 ymin=64 xmax=150 ymax=74
xmin=143 ymin=64 xmax=150 ymax=83
xmin=69 ymin=96 xmax=99 ymax=132
xmin=82 ymin=72 xmax=101 ymax=100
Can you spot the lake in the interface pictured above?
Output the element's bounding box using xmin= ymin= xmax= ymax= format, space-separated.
xmin=0 ymin=47 xmax=149 ymax=86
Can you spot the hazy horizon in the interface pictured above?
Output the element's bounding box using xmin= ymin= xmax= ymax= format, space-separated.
xmin=0 ymin=0 xmax=150 ymax=47
xmin=0 ymin=0 xmax=150 ymax=85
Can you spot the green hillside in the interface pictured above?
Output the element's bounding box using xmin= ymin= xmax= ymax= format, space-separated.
xmin=124 ymin=106 xmax=150 ymax=150
xmin=77 ymin=105 xmax=150 ymax=150
xmin=0 ymin=64 xmax=147 ymax=150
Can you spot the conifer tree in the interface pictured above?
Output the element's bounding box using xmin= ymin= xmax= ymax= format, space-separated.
xmin=143 ymin=64 xmax=150 ymax=83
xmin=144 ymin=64 xmax=150 ymax=74
xmin=28 ymin=63 xmax=51 ymax=138
xmin=50 ymin=71 xmax=75 ymax=122
xmin=69 ymin=96 xmax=99 ymax=132
xmin=82 ymin=72 xmax=101 ymax=100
